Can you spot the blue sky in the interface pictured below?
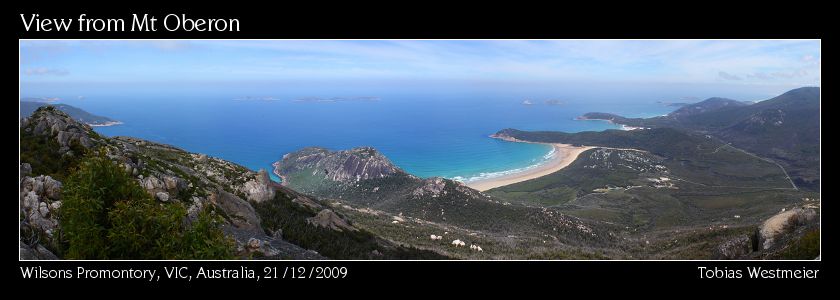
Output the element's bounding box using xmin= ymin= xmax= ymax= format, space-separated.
xmin=20 ymin=40 xmax=820 ymax=90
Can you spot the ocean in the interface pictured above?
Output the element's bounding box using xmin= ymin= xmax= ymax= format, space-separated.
xmin=25 ymin=81 xmax=770 ymax=183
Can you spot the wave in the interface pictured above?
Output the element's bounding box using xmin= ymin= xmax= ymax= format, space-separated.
xmin=450 ymin=146 xmax=556 ymax=183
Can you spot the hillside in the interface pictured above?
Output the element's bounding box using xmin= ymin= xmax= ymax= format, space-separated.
xmin=579 ymin=87 xmax=820 ymax=190
xmin=20 ymin=107 xmax=441 ymax=260
xmin=489 ymin=127 xmax=798 ymax=222
xmin=487 ymin=121 xmax=817 ymax=258
xmin=272 ymin=141 xmax=817 ymax=259
xmin=20 ymin=101 xmax=120 ymax=126
xmin=274 ymin=146 xmax=633 ymax=258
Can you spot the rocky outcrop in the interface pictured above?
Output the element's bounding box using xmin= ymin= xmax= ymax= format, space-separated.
xmin=209 ymin=189 xmax=262 ymax=232
xmin=19 ymin=241 xmax=58 ymax=260
xmin=274 ymin=147 xmax=404 ymax=183
xmin=712 ymin=235 xmax=752 ymax=259
xmin=20 ymin=106 xmax=97 ymax=154
xmin=222 ymin=223 xmax=324 ymax=260
xmin=18 ymin=107 xmax=379 ymax=260
xmin=758 ymin=207 xmax=817 ymax=250
xmin=412 ymin=177 xmax=447 ymax=198
xmin=713 ymin=206 xmax=819 ymax=259
xmin=20 ymin=174 xmax=62 ymax=242
xmin=306 ymin=209 xmax=358 ymax=232
xmin=242 ymin=169 xmax=274 ymax=203
xmin=140 ymin=175 xmax=187 ymax=200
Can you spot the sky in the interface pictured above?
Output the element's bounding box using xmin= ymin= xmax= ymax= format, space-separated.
xmin=20 ymin=40 xmax=820 ymax=93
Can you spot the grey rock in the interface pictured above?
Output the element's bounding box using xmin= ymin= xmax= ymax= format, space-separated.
xmin=155 ymin=192 xmax=170 ymax=202
xmin=306 ymin=209 xmax=357 ymax=232
xmin=141 ymin=176 xmax=166 ymax=194
xmin=223 ymin=225 xmax=318 ymax=259
xmin=22 ymin=191 xmax=39 ymax=210
xmin=275 ymin=147 xmax=403 ymax=183
xmin=186 ymin=198 xmax=205 ymax=221
xmin=713 ymin=235 xmax=752 ymax=259
xmin=247 ymin=238 xmax=262 ymax=249
xmin=19 ymin=241 xmax=59 ymax=260
xmin=38 ymin=202 xmax=50 ymax=217
xmin=759 ymin=207 xmax=818 ymax=250
xmin=21 ymin=107 xmax=98 ymax=154
xmin=20 ymin=176 xmax=61 ymax=244
xmin=210 ymin=189 xmax=262 ymax=232
xmin=163 ymin=175 xmax=187 ymax=192
xmin=242 ymin=169 xmax=274 ymax=203
xmin=43 ymin=176 xmax=62 ymax=200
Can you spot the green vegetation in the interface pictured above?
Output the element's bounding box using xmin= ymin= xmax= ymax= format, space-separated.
xmin=577 ymin=87 xmax=820 ymax=191
xmin=20 ymin=130 xmax=87 ymax=181
xmin=59 ymin=153 xmax=234 ymax=259
xmin=778 ymin=229 xmax=820 ymax=260
xmin=253 ymin=191 xmax=447 ymax=260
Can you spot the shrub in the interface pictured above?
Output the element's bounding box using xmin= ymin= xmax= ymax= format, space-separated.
xmin=779 ymin=229 xmax=820 ymax=260
xmin=59 ymin=153 xmax=233 ymax=259
xmin=20 ymin=131 xmax=87 ymax=181
xmin=254 ymin=192 xmax=447 ymax=260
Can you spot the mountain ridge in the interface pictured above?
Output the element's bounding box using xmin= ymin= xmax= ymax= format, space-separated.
xmin=576 ymin=87 xmax=819 ymax=190
xmin=20 ymin=101 xmax=121 ymax=126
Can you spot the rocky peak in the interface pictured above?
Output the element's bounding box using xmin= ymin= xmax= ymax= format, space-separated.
xmin=21 ymin=106 xmax=98 ymax=153
xmin=274 ymin=146 xmax=404 ymax=183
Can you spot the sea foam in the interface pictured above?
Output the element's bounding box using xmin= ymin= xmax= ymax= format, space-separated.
xmin=451 ymin=146 xmax=556 ymax=183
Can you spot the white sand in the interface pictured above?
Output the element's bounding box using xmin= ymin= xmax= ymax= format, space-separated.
xmin=466 ymin=140 xmax=593 ymax=191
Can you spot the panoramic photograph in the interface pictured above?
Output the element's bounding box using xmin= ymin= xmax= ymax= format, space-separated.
xmin=19 ymin=40 xmax=820 ymax=260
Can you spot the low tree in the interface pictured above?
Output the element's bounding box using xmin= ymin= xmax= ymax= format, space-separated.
xmin=59 ymin=152 xmax=233 ymax=259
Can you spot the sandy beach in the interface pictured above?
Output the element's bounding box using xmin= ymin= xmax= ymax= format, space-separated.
xmin=466 ymin=139 xmax=593 ymax=192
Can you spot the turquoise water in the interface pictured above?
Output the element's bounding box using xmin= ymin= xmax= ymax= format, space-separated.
xmin=25 ymin=82 xmax=689 ymax=182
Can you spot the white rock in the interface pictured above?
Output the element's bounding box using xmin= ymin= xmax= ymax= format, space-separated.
xmin=155 ymin=192 xmax=170 ymax=202
xmin=38 ymin=202 xmax=50 ymax=217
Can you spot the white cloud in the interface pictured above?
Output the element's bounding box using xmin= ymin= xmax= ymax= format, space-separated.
xmin=23 ymin=67 xmax=68 ymax=76
xmin=718 ymin=71 xmax=742 ymax=81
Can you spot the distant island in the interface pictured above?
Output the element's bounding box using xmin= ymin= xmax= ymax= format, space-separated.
xmin=233 ymin=96 xmax=280 ymax=101
xmin=294 ymin=96 xmax=380 ymax=103
xmin=20 ymin=101 xmax=122 ymax=127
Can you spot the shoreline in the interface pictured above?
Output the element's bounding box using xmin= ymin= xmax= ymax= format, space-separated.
xmin=464 ymin=136 xmax=593 ymax=192
xmin=576 ymin=116 xmax=644 ymax=131
xmin=271 ymin=161 xmax=288 ymax=186
xmin=88 ymin=121 xmax=123 ymax=127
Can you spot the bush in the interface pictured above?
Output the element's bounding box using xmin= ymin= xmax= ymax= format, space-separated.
xmin=779 ymin=229 xmax=820 ymax=260
xmin=59 ymin=153 xmax=234 ymax=259
xmin=20 ymin=131 xmax=87 ymax=181
xmin=254 ymin=192 xmax=447 ymax=260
